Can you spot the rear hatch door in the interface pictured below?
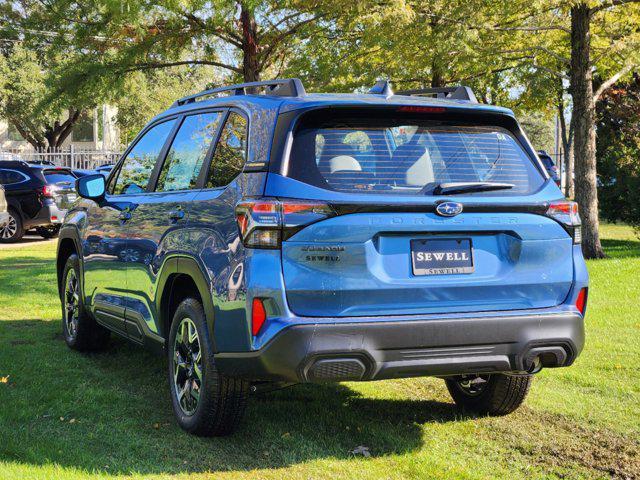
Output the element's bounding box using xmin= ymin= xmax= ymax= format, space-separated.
xmin=42 ymin=168 xmax=78 ymax=209
xmin=269 ymin=107 xmax=572 ymax=317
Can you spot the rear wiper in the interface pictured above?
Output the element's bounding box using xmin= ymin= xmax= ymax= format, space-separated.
xmin=431 ymin=182 xmax=514 ymax=195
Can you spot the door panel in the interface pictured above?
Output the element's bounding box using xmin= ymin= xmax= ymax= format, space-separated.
xmin=122 ymin=111 xmax=226 ymax=340
xmin=82 ymin=199 xmax=134 ymax=334
xmin=121 ymin=190 xmax=198 ymax=339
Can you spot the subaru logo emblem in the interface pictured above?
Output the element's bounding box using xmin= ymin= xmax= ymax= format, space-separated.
xmin=436 ymin=202 xmax=463 ymax=217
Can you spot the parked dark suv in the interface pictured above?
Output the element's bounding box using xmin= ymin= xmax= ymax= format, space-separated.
xmin=0 ymin=161 xmax=78 ymax=241
xmin=57 ymin=79 xmax=588 ymax=436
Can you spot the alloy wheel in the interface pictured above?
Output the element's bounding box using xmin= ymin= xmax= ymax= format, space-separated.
xmin=173 ymin=318 xmax=202 ymax=416
xmin=64 ymin=268 xmax=80 ymax=339
xmin=0 ymin=214 xmax=17 ymax=239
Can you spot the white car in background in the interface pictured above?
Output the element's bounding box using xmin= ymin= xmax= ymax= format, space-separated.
xmin=0 ymin=185 xmax=8 ymax=230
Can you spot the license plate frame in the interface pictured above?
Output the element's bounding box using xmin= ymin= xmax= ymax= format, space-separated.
xmin=411 ymin=238 xmax=474 ymax=276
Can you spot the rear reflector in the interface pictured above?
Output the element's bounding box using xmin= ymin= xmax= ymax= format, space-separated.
xmin=575 ymin=288 xmax=587 ymax=315
xmin=251 ymin=298 xmax=267 ymax=336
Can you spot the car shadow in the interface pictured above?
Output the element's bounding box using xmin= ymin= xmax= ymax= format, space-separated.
xmin=0 ymin=319 xmax=466 ymax=476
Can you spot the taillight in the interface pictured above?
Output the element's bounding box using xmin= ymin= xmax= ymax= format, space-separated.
xmin=235 ymin=198 xmax=335 ymax=248
xmin=41 ymin=185 xmax=54 ymax=197
xmin=251 ymin=298 xmax=267 ymax=336
xmin=575 ymin=288 xmax=588 ymax=315
xmin=546 ymin=201 xmax=581 ymax=244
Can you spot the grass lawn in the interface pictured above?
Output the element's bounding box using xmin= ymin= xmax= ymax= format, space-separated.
xmin=0 ymin=225 xmax=639 ymax=479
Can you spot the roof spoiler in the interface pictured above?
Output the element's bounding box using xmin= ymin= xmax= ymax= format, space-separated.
xmin=172 ymin=78 xmax=306 ymax=107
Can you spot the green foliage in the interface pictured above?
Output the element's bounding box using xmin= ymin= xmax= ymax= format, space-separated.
xmin=114 ymin=67 xmax=218 ymax=143
xmin=517 ymin=111 xmax=555 ymax=153
xmin=0 ymin=45 xmax=79 ymax=149
xmin=596 ymin=74 xmax=640 ymax=236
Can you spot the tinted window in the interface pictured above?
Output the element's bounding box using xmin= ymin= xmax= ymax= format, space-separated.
xmin=43 ymin=170 xmax=77 ymax=185
xmin=206 ymin=112 xmax=247 ymax=188
xmin=112 ymin=120 xmax=176 ymax=195
xmin=0 ymin=169 xmax=28 ymax=185
xmin=156 ymin=112 xmax=222 ymax=192
xmin=289 ymin=112 xmax=544 ymax=196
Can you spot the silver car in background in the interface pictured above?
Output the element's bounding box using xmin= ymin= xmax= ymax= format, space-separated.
xmin=0 ymin=185 xmax=9 ymax=231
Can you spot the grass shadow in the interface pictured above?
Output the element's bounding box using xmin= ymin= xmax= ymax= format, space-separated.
xmin=0 ymin=319 xmax=464 ymax=476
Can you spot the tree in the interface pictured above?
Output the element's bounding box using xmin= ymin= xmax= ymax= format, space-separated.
xmin=569 ymin=1 xmax=640 ymax=258
xmin=596 ymin=74 xmax=640 ymax=232
xmin=114 ymin=67 xmax=220 ymax=143
xmin=0 ymin=45 xmax=84 ymax=150
xmin=27 ymin=0 xmax=346 ymax=86
xmin=475 ymin=1 xmax=640 ymax=258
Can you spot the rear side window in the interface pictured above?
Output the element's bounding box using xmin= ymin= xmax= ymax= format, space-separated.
xmin=111 ymin=119 xmax=176 ymax=195
xmin=0 ymin=169 xmax=29 ymax=185
xmin=206 ymin=112 xmax=247 ymax=188
xmin=156 ymin=112 xmax=223 ymax=192
xmin=43 ymin=170 xmax=76 ymax=185
xmin=288 ymin=112 xmax=544 ymax=196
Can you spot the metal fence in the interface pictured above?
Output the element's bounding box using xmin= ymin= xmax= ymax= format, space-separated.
xmin=0 ymin=146 xmax=122 ymax=170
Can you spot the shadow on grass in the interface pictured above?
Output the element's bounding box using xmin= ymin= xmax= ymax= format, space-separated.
xmin=0 ymin=319 xmax=463 ymax=476
xmin=600 ymin=238 xmax=640 ymax=259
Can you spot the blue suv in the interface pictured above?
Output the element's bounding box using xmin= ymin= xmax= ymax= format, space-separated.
xmin=57 ymin=79 xmax=588 ymax=436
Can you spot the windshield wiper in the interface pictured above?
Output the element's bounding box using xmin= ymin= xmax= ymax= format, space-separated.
xmin=431 ymin=182 xmax=514 ymax=195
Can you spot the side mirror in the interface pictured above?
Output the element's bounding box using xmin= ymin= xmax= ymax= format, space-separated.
xmin=76 ymin=174 xmax=106 ymax=200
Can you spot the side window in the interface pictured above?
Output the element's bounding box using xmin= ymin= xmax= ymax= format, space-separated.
xmin=206 ymin=112 xmax=247 ymax=188
xmin=111 ymin=119 xmax=176 ymax=195
xmin=0 ymin=169 xmax=28 ymax=185
xmin=156 ymin=112 xmax=222 ymax=192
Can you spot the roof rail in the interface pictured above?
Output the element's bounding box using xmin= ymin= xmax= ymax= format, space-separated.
xmin=368 ymin=79 xmax=394 ymax=96
xmin=172 ymin=78 xmax=306 ymax=107
xmin=396 ymin=86 xmax=478 ymax=103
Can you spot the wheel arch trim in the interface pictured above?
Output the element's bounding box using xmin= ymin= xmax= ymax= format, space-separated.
xmin=155 ymin=254 xmax=217 ymax=352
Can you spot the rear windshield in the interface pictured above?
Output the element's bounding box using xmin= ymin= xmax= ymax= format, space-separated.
xmin=43 ymin=170 xmax=77 ymax=185
xmin=288 ymin=112 xmax=544 ymax=196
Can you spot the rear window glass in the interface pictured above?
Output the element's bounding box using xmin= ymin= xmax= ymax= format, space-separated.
xmin=43 ymin=170 xmax=76 ymax=185
xmin=288 ymin=113 xmax=544 ymax=196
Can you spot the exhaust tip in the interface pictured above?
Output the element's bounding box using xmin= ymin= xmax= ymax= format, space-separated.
xmin=524 ymin=346 xmax=569 ymax=373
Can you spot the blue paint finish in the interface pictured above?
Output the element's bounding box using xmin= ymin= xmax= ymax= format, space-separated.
xmin=59 ymin=87 xmax=588 ymax=371
xmin=281 ymin=212 xmax=573 ymax=317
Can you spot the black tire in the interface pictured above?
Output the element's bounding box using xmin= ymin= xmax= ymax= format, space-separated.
xmin=61 ymin=254 xmax=110 ymax=351
xmin=0 ymin=208 xmax=24 ymax=243
xmin=168 ymin=298 xmax=249 ymax=436
xmin=36 ymin=225 xmax=60 ymax=239
xmin=445 ymin=373 xmax=532 ymax=416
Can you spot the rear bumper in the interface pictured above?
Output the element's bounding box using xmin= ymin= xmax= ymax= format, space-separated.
xmin=24 ymin=204 xmax=66 ymax=228
xmin=215 ymin=310 xmax=585 ymax=383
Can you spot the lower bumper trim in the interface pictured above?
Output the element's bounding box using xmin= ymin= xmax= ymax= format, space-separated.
xmin=215 ymin=311 xmax=584 ymax=383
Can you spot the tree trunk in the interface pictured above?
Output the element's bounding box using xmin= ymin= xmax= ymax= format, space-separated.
xmin=239 ymin=3 xmax=260 ymax=83
xmin=431 ymin=58 xmax=445 ymax=88
xmin=430 ymin=17 xmax=445 ymax=88
xmin=570 ymin=4 xmax=605 ymax=258
xmin=556 ymin=86 xmax=574 ymax=198
xmin=43 ymin=109 xmax=81 ymax=150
